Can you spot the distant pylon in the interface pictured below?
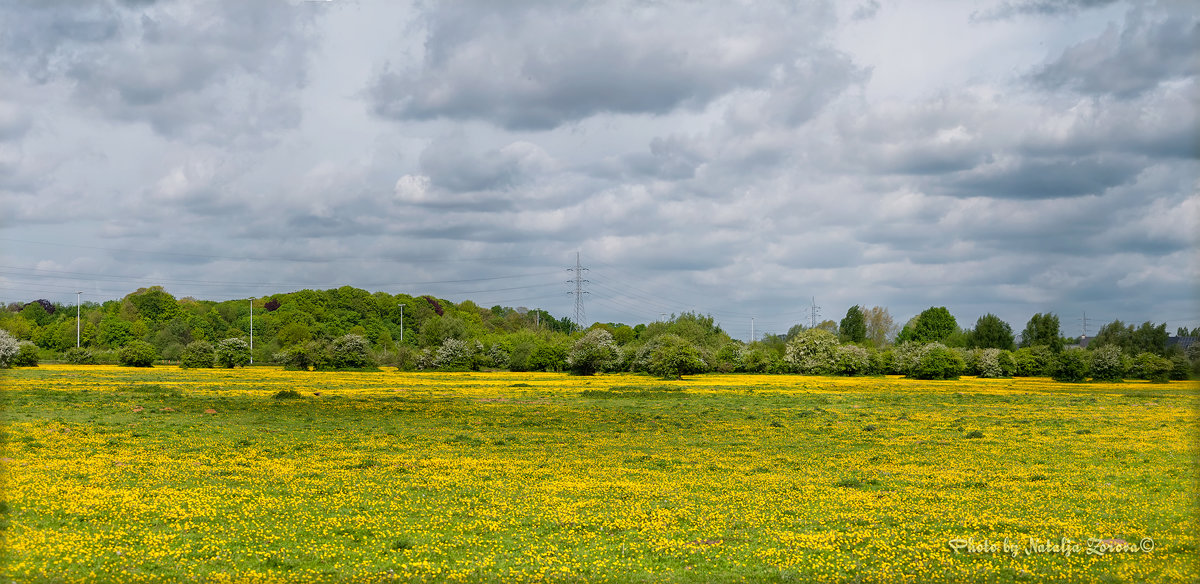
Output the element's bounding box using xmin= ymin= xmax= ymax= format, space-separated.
xmin=567 ymin=252 xmax=588 ymax=332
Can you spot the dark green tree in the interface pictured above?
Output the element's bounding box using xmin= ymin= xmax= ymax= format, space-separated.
xmin=1020 ymin=313 xmax=1063 ymax=352
xmin=967 ymin=314 xmax=1015 ymax=350
xmin=1131 ymin=322 xmax=1168 ymax=356
xmin=899 ymin=307 xmax=958 ymax=344
xmin=839 ymin=305 xmax=867 ymax=344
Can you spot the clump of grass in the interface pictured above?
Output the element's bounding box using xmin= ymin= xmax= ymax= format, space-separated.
xmin=126 ymin=384 xmax=182 ymax=397
xmin=509 ymin=383 xmax=532 ymax=387
xmin=964 ymin=430 xmax=985 ymax=439
xmin=391 ymin=538 xmax=414 ymax=551
xmin=582 ymin=385 xmax=683 ymax=399
xmin=272 ymin=389 xmax=303 ymax=400
xmin=863 ymin=424 xmax=877 ymax=432
xmin=835 ymin=476 xmax=880 ymax=488
xmin=1029 ymin=473 xmax=1050 ymax=481
xmin=1074 ymin=428 xmax=1092 ymax=435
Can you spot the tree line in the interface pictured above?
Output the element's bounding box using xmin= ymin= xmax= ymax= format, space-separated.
xmin=0 ymin=287 xmax=1195 ymax=382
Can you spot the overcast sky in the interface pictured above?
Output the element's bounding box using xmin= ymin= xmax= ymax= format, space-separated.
xmin=1 ymin=0 xmax=1196 ymax=339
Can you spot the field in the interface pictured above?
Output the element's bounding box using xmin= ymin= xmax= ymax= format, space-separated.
xmin=1 ymin=365 xmax=1196 ymax=583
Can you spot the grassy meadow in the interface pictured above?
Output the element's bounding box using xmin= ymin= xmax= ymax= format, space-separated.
xmin=1 ymin=365 xmax=1197 ymax=583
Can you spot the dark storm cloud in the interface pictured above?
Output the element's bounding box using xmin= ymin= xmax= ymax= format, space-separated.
xmin=369 ymin=1 xmax=846 ymax=130
xmin=1031 ymin=4 xmax=1199 ymax=98
xmin=945 ymin=155 xmax=1143 ymax=199
xmin=973 ymin=0 xmax=1120 ymax=20
xmin=0 ymin=0 xmax=319 ymax=140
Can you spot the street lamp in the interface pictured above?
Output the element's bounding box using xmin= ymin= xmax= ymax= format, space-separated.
xmin=76 ymin=291 xmax=82 ymax=348
xmin=249 ymin=297 xmax=254 ymax=365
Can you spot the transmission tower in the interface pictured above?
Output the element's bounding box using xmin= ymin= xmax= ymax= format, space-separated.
xmin=1079 ymin=311 xmax=1090 ymax=338
xmin=809 ymin=297 xmax=821 ymax=329
xmin=567 ymin=252 xmax=589 ymax=332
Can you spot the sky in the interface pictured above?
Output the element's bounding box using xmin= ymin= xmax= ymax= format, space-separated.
xmin=1 ymin=0 xmax=1196 ymax=340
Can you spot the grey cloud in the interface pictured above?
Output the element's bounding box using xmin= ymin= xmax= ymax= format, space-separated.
xmin=1 ymin=0 xmax=318 ymax=140
xmin=972 ymin=0 xmax=1120 ymax=21
xmin=1031 ymin=5 xmax=1199 ymax=98
xmin=370 ymin=1 xmax=850 ymax=130
xmin=418 ymin=137 xmax=557 ymax=193
xmin=851 ymin=1 xmax=881 ymax=21
xmin=945 ymin=155 xmax=1143 ymax=199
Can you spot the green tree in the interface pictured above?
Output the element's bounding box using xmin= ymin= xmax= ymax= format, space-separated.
xmin=1131 ymin=322 xmax=1168 ymax=356
xmin=1051 ymin=348 xmax=1089 ymax=382
xmin=125 ymin=286 xmax=180 ymax=324
xmin=899 ymin=307 xmax=958 ymax=344
xmin=645 ymin=334 xmax=707 ymax=379
xmin=863 ymin=306 xmax=897 ymax=347
xmin=967 ymin=314 xmax=1015 ymax=350
xmin=567 ymin=329 xmax=618 ymax=375
xmin=1020 ymin=313 xmax=1063 ymax=352
xmin=838 ymin=305 xmax=866 ymax=344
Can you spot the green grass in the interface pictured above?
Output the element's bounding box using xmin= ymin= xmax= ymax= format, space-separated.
xmin=0 ymin=366 xmax=1196 ymax=583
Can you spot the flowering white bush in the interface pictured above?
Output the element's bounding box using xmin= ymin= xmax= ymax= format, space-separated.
xmin=0 ymin=329 xmax=19 ymax=368
xmin=434 ymin=338 xmax=474 ymax=369
xmin=784 ymin=329 xmax=839 ymax=374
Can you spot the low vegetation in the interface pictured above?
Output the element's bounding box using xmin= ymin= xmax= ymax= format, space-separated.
xmin=1 ymin=365 xmax=1195 ymax=582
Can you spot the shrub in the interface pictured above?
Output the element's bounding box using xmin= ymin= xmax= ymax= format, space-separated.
xmin=389 ymin=345 xmax=420 ymax=371
xmin=179 ymin=341 xmax=216 ymax=369
xmin=1169 ymin=354 xmax=1190 ymax=381
xmin=737 ymin=346 xmax=776 ymax=373
xmin=0 ymin=329 xmax=18 ymax=368
xmin=784 ymin=329 xmax=839 ymax=374
xmin=890 ymin=342 xmax=924 ymax=376
xmin=1132 ymin=352 xmax=1172 ymax=383
xmin=996 ymin=350 xmax=1016 ymax=377
xmin=119 ymin=340 xmax=157 ymax=367
xmin=567 ymin=329 xmax=618 ymax=375
xmin=216 ymin=338 xmax=251 ymax=368
xmin=328 ymin=334 xmax=375 ymax=369
xmin=910 ymin=343 xmax=963 ymax=380
xmin=975 ymin=348 xmax=1009 ymax=378
xmin=1089 ymin=345 xmax=1126 ymax=382
xmin=64 ymin=347 xmax=97 ymax=365
xmin=274 ymin=342 xmax=321 ymax=371
xmin=833 ymin=344 xmax=869 ymax=376
xmin=432 ymin=338 xmax=474 ymax=370
xmin=644 ymin=334 xmax=707 ymax=379
xmin=868 ymin=349 xmax=893 ymax=375
xmin=1012 ymin=346 xmax=1053 ymax=377
xmin=529 ymin=343 xmax=568 ymax=372
xmin=12 ymin=341 xmax=39 ymax=367
xmin=1051 ymin=348 xmax=1089 ymax=383
xmin=956 ymin=348 xmax=979 ymax=376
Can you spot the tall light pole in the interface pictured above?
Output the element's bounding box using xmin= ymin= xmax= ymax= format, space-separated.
xmin=398 ymin=303 xmax=405 ymax=343
xmin=76 ymin=291 xmax=83 ymax=348
xmin=249 ymin=297 xmax=254 ymax=365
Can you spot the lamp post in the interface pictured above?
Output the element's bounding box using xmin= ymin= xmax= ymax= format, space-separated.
xmin=249 ymin=297 xmax=254 ymax=365
xmin=76 ymin=291 xmax=82 ymax=348
xmin=398 ymin=303 xmax=405 ymax=343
